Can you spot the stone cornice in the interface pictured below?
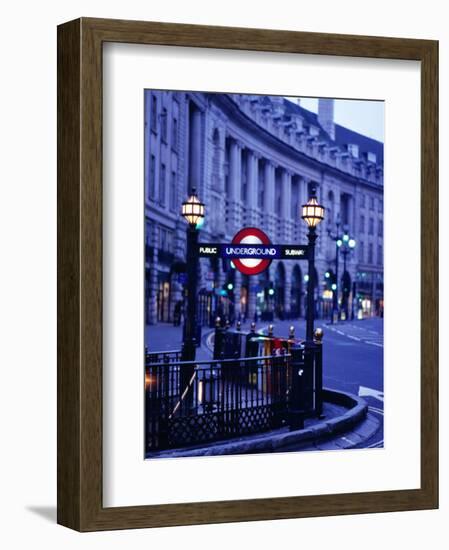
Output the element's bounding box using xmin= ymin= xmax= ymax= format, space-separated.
xmin=210 ymin=94 xmax=383 ymax=192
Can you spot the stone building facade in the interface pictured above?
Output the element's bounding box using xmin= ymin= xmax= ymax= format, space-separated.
xmin=144 ymin=91 xmax=384 ymax=326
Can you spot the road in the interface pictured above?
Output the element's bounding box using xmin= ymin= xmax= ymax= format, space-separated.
xmin=266 ymin=317 xmax=384 ymax=449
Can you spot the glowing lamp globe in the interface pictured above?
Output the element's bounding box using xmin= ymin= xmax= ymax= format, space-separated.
xmin=181 ymin=187 xmax=205 ymax=227
xmin=301 ymin=195 xmax=325 ymax=228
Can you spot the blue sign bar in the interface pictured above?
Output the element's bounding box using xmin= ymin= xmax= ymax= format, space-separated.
xmin=197 ymin=243 xmax=309 ymax=260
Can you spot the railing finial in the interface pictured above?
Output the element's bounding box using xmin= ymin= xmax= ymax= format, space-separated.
xmin=314 ymin=327 xmax=324 ymax=343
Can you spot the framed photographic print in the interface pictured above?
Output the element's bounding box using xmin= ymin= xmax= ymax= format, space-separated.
xmin=57 ymin=17 xmax=438 ymax=531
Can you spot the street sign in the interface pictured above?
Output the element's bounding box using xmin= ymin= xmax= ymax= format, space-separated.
xmin=198 ymin=243 xmax=309 ymax=260
xmin=196 ymin=227 xmax=309 ymax=275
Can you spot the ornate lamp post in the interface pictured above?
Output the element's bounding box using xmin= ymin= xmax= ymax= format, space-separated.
xmin=289 ymin=189 xmax=325 ymax=430
xmin=301 ymin=190 xmax=325 ymax=342
xmin=181 ymin=187 xmax=205 ymax=362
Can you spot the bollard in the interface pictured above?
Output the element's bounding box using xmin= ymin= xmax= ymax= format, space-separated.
xmin=236 ymin=320 xmax=241 ymax=331
xmin=250 ymin=321 xmax=256 ymax=333
xmin=213 ymin=317 xmax=225 ymax=360
xmin=288 ymin=344 xmax=306 ymax=431
xmin=314 ymin=327 xmax=324 ymax=343
xmin=314 ymin=328 xmax=324 ymax=417
xmin=288 ymin=325 xmax=295 ymax=340
xmin=268 ymin=324 xmax=274 ymax=337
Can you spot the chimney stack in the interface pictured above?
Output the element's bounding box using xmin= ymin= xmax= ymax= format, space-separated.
xmin=318 ymin=98 xmax=335 ymax=141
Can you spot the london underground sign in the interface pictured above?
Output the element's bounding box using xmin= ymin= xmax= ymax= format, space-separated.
xmin=197 ymin=227 xmax=309 ymax=275
xmin=230 ymin=227 xmax=273 ymax=275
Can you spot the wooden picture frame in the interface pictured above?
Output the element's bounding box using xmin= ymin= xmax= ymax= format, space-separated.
xmin=57 ymin=17 xmax=438 ymax=531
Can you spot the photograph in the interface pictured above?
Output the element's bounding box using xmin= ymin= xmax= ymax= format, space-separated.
xmin=144 ymin=89 xmax=384 ymax=459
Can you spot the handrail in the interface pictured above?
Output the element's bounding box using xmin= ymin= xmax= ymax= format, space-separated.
xmin=146 ymin=353 xmax=292 ymax=368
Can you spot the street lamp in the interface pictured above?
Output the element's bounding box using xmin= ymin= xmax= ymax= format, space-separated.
xmin=340 ymin=229 xmax=356 ymax=320
xmin=327 ymin=218 xmax=356 ymax=323
xmin=327 ymin=214 xmax=341 ymax=324
xmin=301 ymin=190 xmax=325 ymax=342
xmin=181 ymin=187 xmax=205 ymax=363
xmin=181 ymin=187 xmax=205 ymax=227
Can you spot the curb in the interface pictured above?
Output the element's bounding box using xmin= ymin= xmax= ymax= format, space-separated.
xmin=147 ymin=389 xmax=369 ymax=458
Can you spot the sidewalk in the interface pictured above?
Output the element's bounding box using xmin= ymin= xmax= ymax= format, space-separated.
xmin=145 ymin=322 xmax=213 ymax=360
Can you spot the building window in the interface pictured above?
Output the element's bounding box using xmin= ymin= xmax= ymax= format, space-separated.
xmin=258 ymin=162 xmax=265 ymax=209
xmin=275 ymin=169 xmax=282 ymax=215
xmin=159 ymin=228 xmax=173 ymax=252
xmin=291 ymin=178 xmax=300 ymax=219
xmin=172 ymin=117 xmax=178 ymax=151
xmin=348 ymin=143 xmax=359 ymax=158
xmin=378 ymin=199 xmax=383 ymax=212
xmin=340 ymin=193 xmax=350 ymax=226
xmin=326 ymin=190 xmax=335 ymax=228
xmin=241 ymin=150 xmax=248 ymax=202
xmin=149 ymin=154 xmax=156 ymax=200
xmin=360 ymin=194 xmax=366 ymax=208
xmin=359 ymin=215 xmax=365 ymax=234
xmin=145 ymin=221 xmax=152 ymax=246
xmin=170 ymin=171 xmax=177 ymax=212
xmin=378 ymin=221 xmax=383 ymax=237
xmin=211 ymin=128 xmax=221 ymax=190
xmin=369 ymin=218 xmax=374 ymax=235
xmin=367 ymin=151 xmax=377 ymax=163
xmin=161 ymin=107 xmax=168 ymax=143
xmin=370 ymin=196 xmax=375 ymax=210
xmin=377 ymin=245 xmax=383 ymax=265
xmin=224 ymin=139 xmax=230 ymax=195
xmin=151 ymin=95 xmax=157 ymax=133
xmin=159 ymin=163 xmax=166 ymax=205
xmin=359 ymin=241 xmax=364 ymax=263
xmin=368 ymin=243 xmax=374 ymax=264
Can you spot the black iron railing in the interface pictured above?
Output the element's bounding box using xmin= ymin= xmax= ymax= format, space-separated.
xmin=145 ymin=353 xmax=293 ymax=452
xmin=145 ymin=326 xmax=323 ymax=453
xmin=145 ymin=348 xmax=182 ymax=365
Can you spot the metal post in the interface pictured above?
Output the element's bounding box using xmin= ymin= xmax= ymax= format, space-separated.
xmin=213 ymin=316 xmax=224 ymax=360
xmin=333 ymin=238 xmax=340 ymax=323
xmin=181 ymin=225 xmax=199 ymax=404
xmin=351 ymin=281 xmax=356 ymax=320
xmin=342 ymin=248 xmax=348 ymax=320
xmin=330 ymin=218 xmax=340 ymax=324
xmin=288 ymin=344 xmax=305 ymax=431
xmin=306 ymin=226 xmax=317 ymax=343
xmin=314 ymin=328 xmax=324 ymax=417
xmin=182 ymin=225 xmax=199 ymax=361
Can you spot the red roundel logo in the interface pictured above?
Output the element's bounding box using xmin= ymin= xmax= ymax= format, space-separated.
xmin=231 ymin=227 xmax=272 ymax=275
